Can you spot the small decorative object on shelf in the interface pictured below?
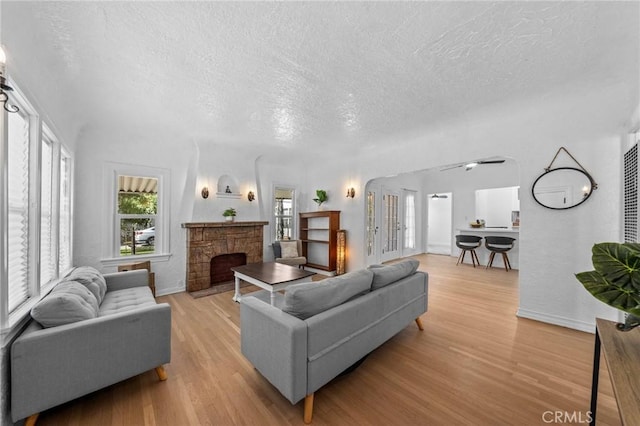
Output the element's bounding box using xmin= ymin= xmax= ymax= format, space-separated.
xmin=223 ymin=207 xmax=236 ymax=222
xmin=313 ymin=189 xmax=328 ymax=207
xmin=225 ymin=185 xmax=232 ymax=194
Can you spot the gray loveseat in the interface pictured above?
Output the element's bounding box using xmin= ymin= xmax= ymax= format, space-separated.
xmin=11 ymin=267 xmax=171 ymax=425
xmin=240 ymin=258 xmax=428 ymax=423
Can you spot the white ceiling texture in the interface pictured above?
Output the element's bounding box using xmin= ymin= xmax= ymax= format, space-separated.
xmin=3 ymin=1 xmax=639 ymax=151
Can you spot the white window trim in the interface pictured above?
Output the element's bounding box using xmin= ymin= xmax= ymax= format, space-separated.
xmin=101 ymin=162 xmax=171 ymax=266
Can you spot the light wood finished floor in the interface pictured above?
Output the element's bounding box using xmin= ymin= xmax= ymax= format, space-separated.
xmin=35 ymin=254 xmax=620 ymax=425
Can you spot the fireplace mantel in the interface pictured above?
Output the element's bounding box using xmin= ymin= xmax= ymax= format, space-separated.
xmin=182 ymin=221 xmax=269 ymax=228
xmin=183 ymin=221 xmax=269 ymax=292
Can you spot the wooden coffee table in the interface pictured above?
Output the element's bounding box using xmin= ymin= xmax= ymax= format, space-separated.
xmin=231 ymin=262 xmax=315 ymax=305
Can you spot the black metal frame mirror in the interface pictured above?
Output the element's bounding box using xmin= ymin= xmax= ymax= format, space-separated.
xmin=532 ymin=147 xmax=598 ymax=210
xmin=532 ymin=167 xmax=597 ymax=210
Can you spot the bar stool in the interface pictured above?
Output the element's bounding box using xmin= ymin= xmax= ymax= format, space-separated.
xmin=484 ymin=236 xmax=516 ymax=271
xmin=455 ymin=235 xmax=483 ymax=267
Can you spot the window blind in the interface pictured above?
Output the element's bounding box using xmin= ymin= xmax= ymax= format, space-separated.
xmin=58 ymin=153 xmax=72 ymax=272
xmin=7 ymin=110 xmax=31 ymax=312
xmin=40 ymin=138 xmax=55 ymax=284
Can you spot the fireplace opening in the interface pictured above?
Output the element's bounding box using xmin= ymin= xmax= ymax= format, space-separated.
xmin=210 ymin=253 xmax=247 ymax=286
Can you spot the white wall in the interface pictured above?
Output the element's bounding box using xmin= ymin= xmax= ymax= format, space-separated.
xmin=358 ymin=83 xmax=635 ymax=331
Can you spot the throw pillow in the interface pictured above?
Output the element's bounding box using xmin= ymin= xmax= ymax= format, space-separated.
xmin=280 ymin=241 xmax=299 ymax=258
xmin=66 ymin=266 xmax=107 ymax=304
xmin=282 ymin=269 xmax=373 ymax=319
xmin=31 ymin=280 xmax=99 ymax=328
xmin=368 ymin=259 xmax=420 ymax=290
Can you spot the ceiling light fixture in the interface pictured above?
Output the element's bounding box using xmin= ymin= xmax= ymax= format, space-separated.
xmin=0 ymin=46 xmax=19 ymax=113
xmin=465 ymin=162 xmax=478 ymax=171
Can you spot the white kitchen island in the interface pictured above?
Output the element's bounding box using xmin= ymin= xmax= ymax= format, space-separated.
xmin=456 ymin=227 xmax=520 ymax=270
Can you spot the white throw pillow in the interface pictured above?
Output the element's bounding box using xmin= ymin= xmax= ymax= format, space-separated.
xmin=280 ymin=241 xmax=299 ymax=258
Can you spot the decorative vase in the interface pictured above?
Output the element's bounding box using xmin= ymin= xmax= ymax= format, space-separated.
xmin=225 ymin=216 xmax=234 ymax=222
xmin=617 ymin=313 xmax=640 ymax=331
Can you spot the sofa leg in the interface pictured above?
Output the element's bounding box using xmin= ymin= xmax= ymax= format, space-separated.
xmin=415 ymin=317 xmax=424 ymax=331
xmin=155 ymin=366 xmax=168 ymax=381
xmin=304 ymin=393 xmax=314 ymax=424
xmin=25 ymin=413 xmax=39 ymax=426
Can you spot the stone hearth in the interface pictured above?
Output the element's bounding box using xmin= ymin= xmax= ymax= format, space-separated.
xmin=182 ymin=221 xmax=268 ymax=292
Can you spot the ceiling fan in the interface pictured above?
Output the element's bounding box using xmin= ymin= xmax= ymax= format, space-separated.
xmin=440 ymin=159 xmax=506 ymax=171
xmin=431 ymin=194 xmax=448 ymax=199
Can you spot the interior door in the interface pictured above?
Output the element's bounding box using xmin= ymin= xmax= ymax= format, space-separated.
xmin=366 ymin=187 xmax=379 ymax=265
xmin=427 ymin=193 xmax=453 ymax=255
xmin=381 ymin=189 xmax=401 ymax=262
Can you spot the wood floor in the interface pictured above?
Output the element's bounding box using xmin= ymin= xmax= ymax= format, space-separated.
xmin=36 ymin=254 xmax=620 ymax=425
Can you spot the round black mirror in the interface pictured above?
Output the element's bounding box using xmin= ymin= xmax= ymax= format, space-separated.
xmin=531 ymin=167 xmax=595 ymax=210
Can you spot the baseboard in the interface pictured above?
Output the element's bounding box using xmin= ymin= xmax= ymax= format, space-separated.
xmin=156 ymin=283 xmax=186 ymax=297
xmin=516 ymin=308 xmax=596 ymax=333
xmin=427 ymin=244 xmax=451 ymax=255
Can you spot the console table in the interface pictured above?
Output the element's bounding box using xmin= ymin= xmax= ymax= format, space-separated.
xmin=590 ymin=318 xmax=640 ymax=425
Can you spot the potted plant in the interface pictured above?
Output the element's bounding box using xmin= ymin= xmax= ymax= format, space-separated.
xmin=313 ymin=189 xmax=328 ymax=207
xmin=222 ymin=207 xmax=237 ymax=222
xmin=576 ymin=242 xmax=640 ymax=331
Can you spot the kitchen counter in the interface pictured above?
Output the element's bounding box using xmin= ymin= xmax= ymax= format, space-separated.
xmin=458 ymin=227 xmax=519 ymax=234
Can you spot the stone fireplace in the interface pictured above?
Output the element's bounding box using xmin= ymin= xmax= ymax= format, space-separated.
xmin=182 ymin=221 xmax=268 ymax=292
xmin=210 ymin=253 xmax=247 ymax=285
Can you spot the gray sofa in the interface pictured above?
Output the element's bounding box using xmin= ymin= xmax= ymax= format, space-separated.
xmin=10 ymin=267 xmax=171 ymax=425
xmin=240 ymin=258 xmax=428 ymax=423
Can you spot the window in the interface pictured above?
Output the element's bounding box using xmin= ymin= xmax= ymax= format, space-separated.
xmin=404 ymin=190 xmax=416 ymax=250
xmin=58 ymin=150 xmax=73 ymax=272
xmin=274 ymin=186 xmax=295 ymax=241
xmin=103 ymin=163 xmax=170 ymax=263
xmin=1 ymin=80 xmax=74 ymax=329
xmin=7 ymin=105 xmax=32 ymax=313
xmin=40 ymin=133 xmax=56 ymax=285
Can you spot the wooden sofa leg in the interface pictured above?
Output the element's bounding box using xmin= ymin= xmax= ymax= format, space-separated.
xmin=304 ymin=393 xmax=314 ymax=424
xmin=25 ymin=413 xmax=39 ymax=426
xmin=155 ymin=366 xmax=168 ymax=381
xmin=415 ymin=317 xmax=424 ymax=331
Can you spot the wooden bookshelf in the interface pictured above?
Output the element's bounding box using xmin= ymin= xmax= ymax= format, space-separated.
xmin=299 ymin=210 xmax=340 ymax=272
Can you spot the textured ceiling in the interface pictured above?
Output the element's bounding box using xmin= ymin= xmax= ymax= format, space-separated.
xmin=3 ymin=1 xmax=639 ymax=149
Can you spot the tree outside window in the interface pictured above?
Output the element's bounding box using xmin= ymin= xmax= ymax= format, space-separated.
xmin=117 ymin=176 xmax=158 ymax=256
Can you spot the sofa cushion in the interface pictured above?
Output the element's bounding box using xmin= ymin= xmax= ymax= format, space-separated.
xmin=282 ymin=269 xmax=373 ymax=320
xmin=368 ymin=259 xmax=420 ymax=290
xmin=99 ymin=286 xmax=156 ymax=316
xmin=280 ymin=241 xmax=299 ymax=258
xmin=65 ymin=266 xmax=107 ymax=304
xmin=31 ymin=281 xmax=99 ymax=328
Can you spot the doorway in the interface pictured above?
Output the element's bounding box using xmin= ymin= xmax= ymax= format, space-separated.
xmin=427 ymin=193 xmax=453 ymax=255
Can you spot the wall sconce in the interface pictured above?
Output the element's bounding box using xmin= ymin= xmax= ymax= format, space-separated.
xmin=336 ymin=230 xmax=346 ymax=275
xmin=247 ymin=191 xmax=255 ymax=202
xmin=201 ymin=187 xmax=209 ymax=199
xmin=0 ymin=46 xmax=19 ymax=113
xmin=346 ymin=187 xmax=355 ymax=198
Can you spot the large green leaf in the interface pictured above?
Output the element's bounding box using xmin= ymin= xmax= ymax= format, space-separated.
xmin=576 ymin=270 xmax=640 ymax=316
xmin=591 ymin=243 xmax=640 ymax=292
